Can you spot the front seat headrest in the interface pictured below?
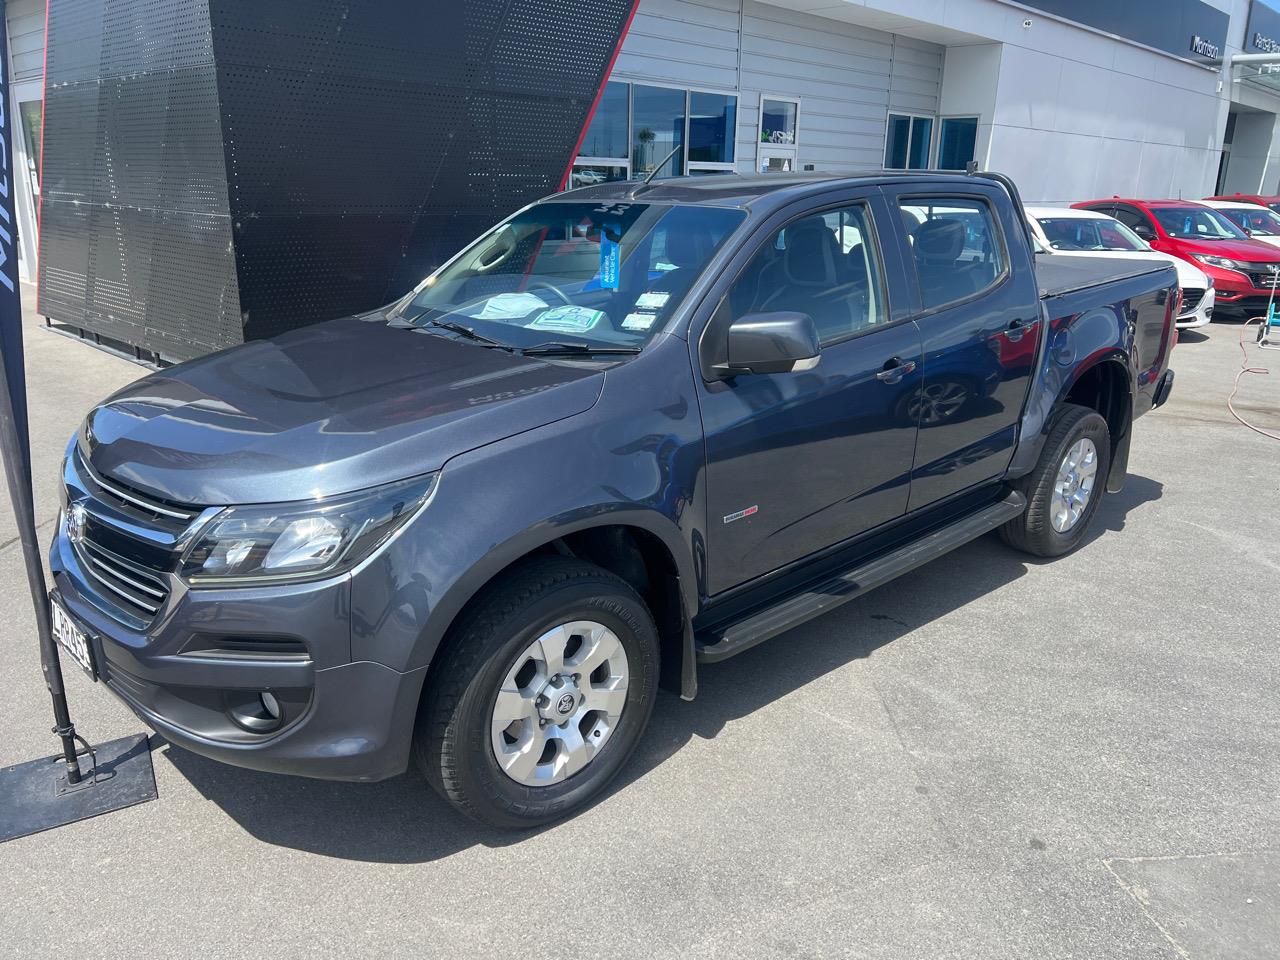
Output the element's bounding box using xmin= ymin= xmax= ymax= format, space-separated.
xmin=913 ymin=219 xmax=967 ymax=262
xmin=783 ymin=219 xmax=841 ymax=287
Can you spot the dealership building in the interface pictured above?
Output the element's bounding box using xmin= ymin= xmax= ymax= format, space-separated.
xmin=12 ymin=0 xmax=1280 ymax=356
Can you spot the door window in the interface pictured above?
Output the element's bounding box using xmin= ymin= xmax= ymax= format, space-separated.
xmin=898 ymin=198 xmax=1007 ymax=310
xmin=1111 ymin=206 xmax=1151 ymax=234
xmin=724 ymin=205 xmax=887 ymax=344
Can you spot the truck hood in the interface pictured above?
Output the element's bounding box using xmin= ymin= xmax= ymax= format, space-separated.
xmin=82 ymin=314 xmax=604 ymax=505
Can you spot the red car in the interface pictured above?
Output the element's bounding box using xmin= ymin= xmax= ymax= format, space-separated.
xmin=1073 ymin=198 xmax=1280 ymax=318
xmin=1204 ymin=192 xmax=1280 ymax=214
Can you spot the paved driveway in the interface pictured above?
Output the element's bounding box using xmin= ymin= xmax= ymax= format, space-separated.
xmin=2 ymin=299 xmax=1277 ymax=959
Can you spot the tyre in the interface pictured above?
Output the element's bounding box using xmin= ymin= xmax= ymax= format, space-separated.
xmin=1000 ymin=403 xmax=1110 ymax=558
xmin=414 ymin=557 xmax=660 ymax=828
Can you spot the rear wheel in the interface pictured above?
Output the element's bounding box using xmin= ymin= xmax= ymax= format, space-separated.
xmin=1000 ymin=403 xmax=1110 ymax=557
xmin=414 ymin=557 xmax=659 ymax=828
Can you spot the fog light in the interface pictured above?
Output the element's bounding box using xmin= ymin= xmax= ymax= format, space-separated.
xmin=227 ymin=690 xmax=284 ymax=733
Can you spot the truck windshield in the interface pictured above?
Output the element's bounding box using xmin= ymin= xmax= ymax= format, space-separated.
xmin=1036 ymin=217 xmax=1148 ymax=252
xmin=396 ymin=201 xmax=745 ymax=351
xmin=1215 ymin=205 xmax=1280 ymax=237
xmin=1150 ymin=207 xmax=1247 ymax=241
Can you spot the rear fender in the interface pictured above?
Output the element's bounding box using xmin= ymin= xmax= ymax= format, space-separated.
xmin=1008 ymin=299 xmax=1135 ymax=480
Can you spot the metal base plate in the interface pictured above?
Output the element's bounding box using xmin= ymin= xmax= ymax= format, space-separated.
xmin=0 ymin=734 xmax=157 ymax=843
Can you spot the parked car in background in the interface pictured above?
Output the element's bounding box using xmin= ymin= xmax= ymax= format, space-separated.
xmin=1073 ymin=198 xmax=1280 ymax=319
xmin=1204 ymin=192 xmax=1280 ymax=214
xmin=1026 ymin=206 xmax=1213 ymax=328
xmin=1199 ymin=199 xmax=1280 ymax=250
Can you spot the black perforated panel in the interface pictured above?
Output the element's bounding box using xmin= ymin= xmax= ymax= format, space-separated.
xmin=40 ymin=0 xmax=637 ymax=358
xmin=39 ymin=0 xmax=241 ymax=360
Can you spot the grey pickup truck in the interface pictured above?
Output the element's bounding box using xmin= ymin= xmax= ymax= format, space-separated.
xmin=50 ymin=170 xmax=1176 ymax=826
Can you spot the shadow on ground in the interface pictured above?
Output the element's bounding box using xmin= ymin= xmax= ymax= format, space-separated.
xmin=164 ymin=474 xmax=1163 ymax=863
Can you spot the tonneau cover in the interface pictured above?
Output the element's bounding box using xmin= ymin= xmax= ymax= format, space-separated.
xmin=1035 ymin=254 xmax=1172 ymax=300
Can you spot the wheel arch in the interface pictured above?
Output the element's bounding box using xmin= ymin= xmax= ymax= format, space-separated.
xmin=417 ymin=509 xmax=698 ymax=706
xmin=1060 ymin=355 xmax=1132 ymax=491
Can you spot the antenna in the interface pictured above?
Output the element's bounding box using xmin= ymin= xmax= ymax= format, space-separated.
xmin=628 ymin=145 xmax=684 ymax=198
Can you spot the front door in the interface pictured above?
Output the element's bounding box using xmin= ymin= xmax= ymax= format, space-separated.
xmin=695 ymin=195 xmax=923 ymax=594
xmin=884 ymin=186 xmax=1040 ymax=510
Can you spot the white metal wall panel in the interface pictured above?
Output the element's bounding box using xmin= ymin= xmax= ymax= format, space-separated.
xmin=613 ymin=0 xmax=741 ymax=91
xmin=739 ymin=2 xmax=942 ymax=171
xmin=613 ymin=0 xmax=944 ymax=172
xmin=6 ymin=0 xmax=47 ymax=81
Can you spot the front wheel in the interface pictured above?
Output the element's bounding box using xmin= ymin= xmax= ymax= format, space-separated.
xmin=414 ymin=557 xmax=659 ymax=828
xmin=1000 ymin=403 xmax=1111 ymax=557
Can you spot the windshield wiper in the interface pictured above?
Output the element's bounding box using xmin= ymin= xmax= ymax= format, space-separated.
xmin=420 ymin=318 xmax=513 ymax=350
xmin=521 ymin=341 xmax=641 ymax=357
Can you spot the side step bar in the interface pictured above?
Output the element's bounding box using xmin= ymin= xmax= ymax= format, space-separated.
xmin=695 ymin=490 xmax=1027 ymax=664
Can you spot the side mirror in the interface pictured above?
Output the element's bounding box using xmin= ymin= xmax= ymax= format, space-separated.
xmin=1133 ymin=225 xmax=1156 ymax=242
xmin=715 ymin=311 xmax=821 ymax=376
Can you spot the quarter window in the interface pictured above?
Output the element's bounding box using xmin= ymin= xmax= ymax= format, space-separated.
xmin=723 ymin=204 xmax=888 ymax=345
xmin=899 ymin=198 xmax=1007 ymax=310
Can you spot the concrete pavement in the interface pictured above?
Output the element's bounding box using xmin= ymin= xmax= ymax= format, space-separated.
xmin=1 ymin=292 xmax=1277 ymax=959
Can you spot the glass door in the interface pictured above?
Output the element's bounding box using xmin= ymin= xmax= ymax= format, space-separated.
xmin=757 ymin=95 xmax=799 ymax=172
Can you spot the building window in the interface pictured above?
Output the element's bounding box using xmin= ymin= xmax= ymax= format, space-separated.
xmin=886 ymin=113 xmax=934 ymax=170
xmin=571 ymin=82 xmax=738 ymax=187
xmin=633 ymin=84 xmax=686 ymax=179
xmin=937 ymin=117 xmax=978 ymax=171
xmin=688 ymin=91 xmax=736 ymax=168
xmin=758 ymin=95 xmax=800 ymax=172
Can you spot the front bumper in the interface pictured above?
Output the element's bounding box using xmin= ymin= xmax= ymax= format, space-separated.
xmin=1176 ymin=286 xmax=1213 ymax=329
xmin=50 ymin=527 xmax=424 ymax=781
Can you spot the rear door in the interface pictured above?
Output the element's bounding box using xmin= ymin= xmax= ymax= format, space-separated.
xmin=693 ymin=190 xmax=923 ymax=594
xmin=883 ymin=183 xmax=1041 ymax=510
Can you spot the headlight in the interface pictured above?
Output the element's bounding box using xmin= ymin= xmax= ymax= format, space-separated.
xmin=1192 ymin=254 xmax=1240 ymax=270
xmin=180 ymin=473 xmax=437 ymax=585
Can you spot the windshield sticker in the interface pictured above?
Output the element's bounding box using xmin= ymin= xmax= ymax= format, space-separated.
xmin=599 ymin=225 xmax=621 ymax=290
xmin=621 ymin=312 xmax=658 ymax=332
xmin=528 ymin=306 xmax=606 ymax=332
xmin=635 ymin=291 xmax=670 ymax=310
xmin=458 ymin=292 xmax=549 ymax=320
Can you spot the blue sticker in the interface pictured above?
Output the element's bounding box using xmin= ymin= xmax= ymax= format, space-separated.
xmin=599 ymin=225 xmax=621 ymax=290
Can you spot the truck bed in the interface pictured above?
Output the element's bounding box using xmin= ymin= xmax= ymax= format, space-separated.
xmin=1035 ymin=254 xmax=1170 ymax=300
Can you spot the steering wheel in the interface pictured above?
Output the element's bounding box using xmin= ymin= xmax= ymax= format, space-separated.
xmin=525 ymin=279 xmax=574 ymax=306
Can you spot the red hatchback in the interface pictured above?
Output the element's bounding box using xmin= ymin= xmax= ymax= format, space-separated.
xmin=1204 ymin=192 xmax=1280 ymax=214
xmin=1073 ymin=198 xmax=1280 ymax=318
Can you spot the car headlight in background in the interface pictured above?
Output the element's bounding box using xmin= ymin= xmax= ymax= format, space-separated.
xmin=1191 ymin=254 xmax=1241 ymax=271
xmin=180 ymin=473 xmax=437 ymax=585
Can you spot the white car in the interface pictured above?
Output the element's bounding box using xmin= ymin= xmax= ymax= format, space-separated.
xmin=1026 ymin=206 xmax=1213 ymax=329
xmin=1198 ymin=200 xmax=1280 ymax=250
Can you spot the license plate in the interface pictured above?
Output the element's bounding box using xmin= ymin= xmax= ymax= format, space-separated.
xmin=51 ymin=596 xmax=97 ymax=681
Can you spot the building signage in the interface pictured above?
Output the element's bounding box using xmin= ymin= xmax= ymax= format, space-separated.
xmin=1190 ymin=35 xmax=1222 ymax=60
xmin=1245 ymin=0 xmax=1280 ymax=55
xmin=1015 ymin=0 xmax=1228 ymax=64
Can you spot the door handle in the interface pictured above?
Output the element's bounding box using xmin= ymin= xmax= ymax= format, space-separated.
xmin=875 ymin=357 xmax=917 ymax=384
xmin=1004 ymin=317 xmax=1031 ymax=342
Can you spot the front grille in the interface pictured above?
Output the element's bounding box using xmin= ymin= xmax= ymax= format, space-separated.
xmin=64 ymin=447 xmax=205 ymax=628
xmin=76 ymin=538 xmax=170 ymax=621
xmin=1180 ymin=288 xmax=1204 ymax=312
xmin=1232 ymin=262 xmax=1280 ymax=290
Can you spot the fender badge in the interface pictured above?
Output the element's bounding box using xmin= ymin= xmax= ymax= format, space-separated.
xmin=723 ymin=505 xmax=759 ymax=524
